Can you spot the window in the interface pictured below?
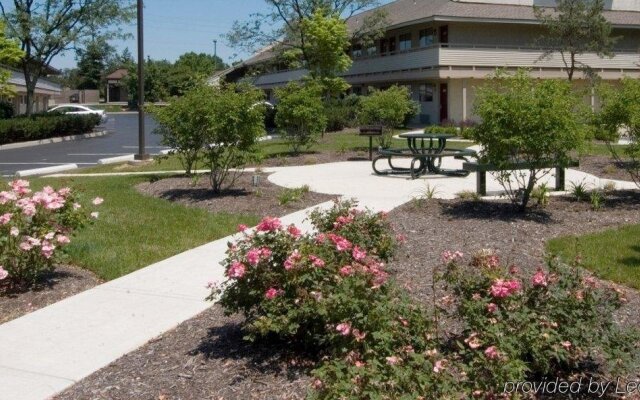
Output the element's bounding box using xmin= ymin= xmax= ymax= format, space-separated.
xmin=379 ymin=38 xmax=387 ymax=54
xmin=367 ymin=45 xmax=377 ymax=56
xmin=351 ymin=45 xmax=362 ymax=58
xmin=399 ymin=33 xmax=412 ymax=51
xmin=419 ymin=28 xmax=435 ymax=47
xmin=388 ymin=37 xmax=396 ymax=53
xmin=419 ymin=84 xmax=434 ymax=102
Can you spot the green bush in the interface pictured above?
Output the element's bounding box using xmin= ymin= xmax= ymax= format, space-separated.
xmin=0 ymin=100 xmax=14 ymax=119
xmin=324 ymin=94 xmax=360 ymax=132
xmin=0 ymin=113 xmax=101 ymax=145
xmin=359 ymin=86 xmax=419 ymax=148
xmin=275 ymin=81 xmax=327 ymax=154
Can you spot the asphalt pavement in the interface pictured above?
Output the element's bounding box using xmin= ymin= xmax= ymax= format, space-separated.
xmin=0 ymin=113 xmax=168 ymax=176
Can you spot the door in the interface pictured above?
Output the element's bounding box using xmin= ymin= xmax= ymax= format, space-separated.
xmin=439 ymin=83 xmax=448 ymax=122
xmin=439 ymin=25 xmax=449 ymax=48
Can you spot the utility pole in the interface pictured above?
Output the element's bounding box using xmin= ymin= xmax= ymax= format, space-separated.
xmin=135 ymin=0 xmax=150 ymax=161
xmin=213 ymin=40 xmax=218 ymax=70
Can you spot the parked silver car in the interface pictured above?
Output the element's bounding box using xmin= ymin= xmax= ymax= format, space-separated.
xmin=48 ymin=104 xmax=107 ymax=123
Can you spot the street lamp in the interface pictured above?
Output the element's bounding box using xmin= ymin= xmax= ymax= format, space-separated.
xmin=213 ymin=39 xmax=218 ymax=70
xmin=135 ymin=0 xmax=150 ymax=161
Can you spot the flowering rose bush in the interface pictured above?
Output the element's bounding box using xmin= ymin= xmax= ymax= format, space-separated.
xmin=438 ymin=249 xmax=638 ymax=397
xmin=210 ymin=200 xmax=399 ymax=348
xmin=0 ymin=179 xmax=102 ymax=286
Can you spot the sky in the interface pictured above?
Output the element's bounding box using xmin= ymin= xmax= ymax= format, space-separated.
xmin=52 ymin=0 xmax=275 ymax=70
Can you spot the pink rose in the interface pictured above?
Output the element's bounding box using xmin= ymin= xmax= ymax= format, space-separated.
xmin=41 ymin=241 xmax=56 ymax=259
xmin=256 ymin=216 xmax=282 ymax=232
xmin=352 ymin=329 xmax=366 ymax=342
xmin=0 ymin=266 xmax=8 ymax=280
xmin=56 ymin=235 xmax=70 ymax=244
xmin=561 ymin=341 xmax=572 ymax=350
xmin=339 ymin=265 xmax=354 ymax=277
xmin=484 ymin=346 xmax=500 ymax=360
xmin=227 ymin=261 xmax=246 ymax=279
xmin=92 ymin=197 xmax=104 ymax=205
xmin=385 ymin=356 xmax=400 ymax=365
xmin=489 ymin=279 xmax=521 ymax=298
xmin=531 ymin=269 xmax=548 ymax=287
xmin=237 ymin=224 xmax=248 ymax=232
xmin=308 ymin=255 xmax=325 ymax=268
xmin=352 ymin=246 xmax=367 ymax=261
xmin=487 ymin=303 xmax=498 ymax=313
xmin=328 ymin=233 xmax=352 ymax=252
xmin=265 ymin=287 xmax=281 ymax=300
xmin=287 ymin=224 xmax=302 ymax=238
xmin=9 ymin=227 xmax=19 ymax=237
xmin=246 ymin=248 xmax=261 ymax=266
xmin=0 ymin=213 xmax=12 ymax=225
xmin=433 ymin=359 xmax=447 ymax=373
xmin=259 ymin=247 xmax=272 ymax=259
xmin=465 ymin=333 xmax=482 ymax=349
xmin=284 ymin=250 xmax=301 ymax=270
xmin=19 ymin=241 xmax=33 ymax=251
xmin=441 ymin=250 xmax=464 ymax=264
xmin=336 ymin=322 xmax=351 ymax=336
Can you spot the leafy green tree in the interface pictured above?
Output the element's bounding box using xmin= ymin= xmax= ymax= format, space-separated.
xmin=471 ymin=70 xmax=587 ymax=210
xmin=358 ymin=85 xmax=417 ymax=147
xmin=596 ymin=78 xmax=640 ymax=187
xmin=0 ymin=0 xmax=135 ymax=115
xmin=275 ymin=81 xmax=327 ymax=154
xmin=0 ymin=19 xmax=24 ymax=98
xmin=169 ymin=52 xmax=227 ymax=96
xmin=76 ymin=37 xmax=115 ymax=90
xmin=124 ymin=58 xmax=171 ymax=106
xmin=534 ymin=0 xmax=617 ymax=81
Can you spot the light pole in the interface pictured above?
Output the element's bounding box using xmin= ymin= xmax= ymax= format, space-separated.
xmin=135 ymin=0 xmax=150 ymax=161
xmin=213 ymin=40 xmax=218 ymax=70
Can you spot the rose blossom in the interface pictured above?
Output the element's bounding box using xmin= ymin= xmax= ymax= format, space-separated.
xmin=385 ymin=356 xmax=401 ymax=365
xmin=265 ymin=287 xmax=281 ymax=299
xmin=237 ymin=224 xmax=248 ymax=232
xmin=0 ymin=213 xmax=12 ymax=225
xmin=287 ymin=224 xmax=302 ymax=238
xmin=327 ymin=233 xmax=352 ymax=252
xmin=92 ymin=197 xmax=104 ymax=205
xmin=19 ymin=241 xmax=33 ymax=251
xmin=73 ymin=203 xmax=82 ymax=210
xmin=441 ymin=250 xmax=464 ymax=264
xmin=246 ymin=248 xmax=261 ymax=266
xmin=256 ymin=216 xmax=282 ymax=232
xmin=41 ymin=241 xmax=56 ymax=259
xmin=308 ymin=255 xmax=325 ymax=268
xmin=484 ymin=346 xmax=500 ymax=360
xmin=352 ymin=246 xmax=367 ymax=261
xmin=433 ymin=359 xmax=447 ymax=373
xmin=531 ymin=269 xmax=548 ymax=287
xmin=465 ymin=333 xmax=482 ymax=349
xmin=0 ymin=191 xmax=17 ymax=204
xmin=561 ymin=341 xmax=572 ymax=350
xmin=227 ymin=261 xmax=246 ymax=279
xmin=487 ymin=303 xmax=498 ymax=313
xmin=336 ymin=322 xmax=351 ymax=336
xmin=339 ymin=265 xmax=354 ymax=277
xmin=10 ymin=227 xmax=19 ymax=236
xmin=352 ymin=329 xmax=366 ymax=342
xmin=489 ymin=279 xmax=521 ymax=298
xmin=0 ymin=266 xmax=8 ymax=280
xmin=284 ymin=250 xmax=301 ymax=270
xmin=10 ymin=179 xmax=31 ymax=195
xmin=56 ymin=235 xmax=70 ymax=244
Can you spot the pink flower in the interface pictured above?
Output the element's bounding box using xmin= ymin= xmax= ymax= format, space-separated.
xmin=284 ymin=250 xmax=301 ymax=270
xmin=487 ymin=303 xmax=498 ymax=313
xmin=41 ymin=241 xmax=56 ymax=259
xmin=58 ymin=187 xmax=71 ymax=196
xmin=336 ymin=322 xmax=351 ymax=336
xmin=339 ymin=265 xmax=354 ymax=277
xmin=246 ymin=248 xmax=261 ymax=266
xmin=489 ymin=279 xmax=521 ymax=298
xmin=259 ymin=247 xmax=272 ymax=259
xmin=0 ymin=213 xmax=12 ymax=225
xmin=10 ymin=179 xmax=30 ymax=195
xmin=561 ymin=341 xmax=572 ymax=350
xmin=56 ymin=235 xmax=70 ymax=244
xmin=354 ymin=360 xmax=366 ymax=367
xmin=352 ymin=329 xmax=366 ymax=342
xmin=327 ymin=233 xmax=352 ymax=252
xmin=312 ymin=379 xmax=323 ymax=389
xmin=352 ymin=246 xmax=367 ymax=261
xmin=265 ymin=287 xmax=282 ymax=300
xmin=0 ymin=266 xmax=8 ymax=280
xmin=308 ymin=255 xmax=325 ymax=268
xmin=465 ymin=333 xmax=482 ymax=349
xmin=531 ymin=269 xmax=548 ymax=287
xmin=90 ymin=212 xmax=99 ymax=219
xmin=314 ymin=233 xmax=326 ymax=244
xmin=433 ymin=359 xmax=447 ymax=373
xmin=0 ymin=190 xmax=17 ymax=204
xmin=256 ymin=216 xmax=282 ymax=232
xmin=484 ymin=346 xmax=500 ymax=360
xmin=385 ymin=356 xmax=400 ymax=365
xmin=227 ymin=261 xmax=246 ymax=279
xmin=237 ymin=224 xmax=249 ymax=232
xmin=287 ymin=224 xmax=302 ymax=238
xmin=19 ymin=241 xmax=33 ymax=251
xmin=472 ymin=249 xmax=500 ymax=269
xmin=92 ymin=197 xmax=104 ymax=205
xmin=441 ymin=250 xmax=464 ymax=264
xmin=22 ymin=203 xmax=36 ymax=217
xmin=9 ymin=227 xmax=19 ymax=237
xmin=333 ymin=215 xmax=353 ymax=229
xmin=27 ymin=236 xmax=41 ymax=246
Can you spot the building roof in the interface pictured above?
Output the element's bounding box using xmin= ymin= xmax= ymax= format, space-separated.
xmin=106 ymin=68 xmax=129 ymax=80
xmin=7 ymin=68 xmax=61 ymax=93
xmin=346 ymin=0 xmax=640 ymax=31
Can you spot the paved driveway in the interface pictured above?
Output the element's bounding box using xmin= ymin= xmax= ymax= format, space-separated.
xmin=0 ymin=113 xmax=169 ymax=176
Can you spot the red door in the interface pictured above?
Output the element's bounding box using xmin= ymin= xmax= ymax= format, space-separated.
xmin=439 ymin=25 xmax=449 ymax=47
xmin=439 ymin=83 xmax=448 ymax=123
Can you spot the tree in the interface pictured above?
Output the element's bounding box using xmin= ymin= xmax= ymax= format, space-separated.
xmin=534 ymin=0 xmax=617 ymax=81
xmin=0 ymin=19 xmax=24 ymax=98
xmin=76 ymin=37 xmax=115 ymax=90
xmin=124 ymin=58 xmax=171 ymax=106
xmin=226 ymin=0 xmax=387 ymax=79
xmin=471 ymin=70 xmax=587 ymax=210
xmin=358 ymin=85 xmax=418 ymax=147
xmin=275 ymin=81 xmax=327 ymax=154
xmin=0 ymin=0 xmax=135 ymax=115
xmin=596 ymin=78 xmax=640 ymax=187
xmin=169 ymin=52 xmax=227 ymax=96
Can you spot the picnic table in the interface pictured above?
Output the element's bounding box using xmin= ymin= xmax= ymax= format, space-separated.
xmin=372 ymin=131 xmax=476 ymax=178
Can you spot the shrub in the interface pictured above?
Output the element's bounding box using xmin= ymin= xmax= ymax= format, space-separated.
xmin=359 ymin=86 xmax=419 ymax=148
xmin=0 ymin=100 xmax=14 ymax=119
xmin=424 ymin=125 xmax=457 ymax=135
xmin=471 ymin=70 xmax=587 ymax=210
xmin=0 ymin=179 xmax=102 ymax=286
xmin=277 ymin=185 xmax=310 ymax=206
xmin=438 ymin=249 xmax=638 ymax=397
xmin=275 ymin=81 xmax=327 ymax=154
xmin=596 ymin=78 xmax=640 ymax=188
xmin=0 ymin=113 xmax=101 ymax=145
xmin=324 ymin=94 xmax=360 ymax=132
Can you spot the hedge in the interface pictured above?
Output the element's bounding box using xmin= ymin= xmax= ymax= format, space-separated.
xmin=0 ymin=113 xmax=102 ymax=145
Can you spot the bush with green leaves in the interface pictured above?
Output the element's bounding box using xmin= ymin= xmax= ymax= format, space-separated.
xmin=0 ymin=100 xmax=14 ymax=119
xmin=424 ymin=125 xmax=457 ymax=136
xmin=324 ymin=94 xmax=360 ymax=132
xmin=0 ymin=113 xmax=101 ymax=145
xmin=0 ymin=179 xmax=101 ymax=287
xmin=437 ymin=249 xmax=637 ymax=398
xmin=596 ymin=78 xmax=640 ymax=188
xmin=471 ymin=70 xmax=587 ymax=210
xmin=358 ymin=85 xmax=419 ymax=148
xmin=275 ymin=81 xmax=327 ymax=154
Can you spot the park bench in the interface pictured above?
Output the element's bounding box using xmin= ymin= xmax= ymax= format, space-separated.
xmin=359 ymin=125 xmax=383 ymax=160
xmin=374 ymin=147 xmax=477 ymax=178
xmin=462 ymin=160 xmax=580 ymax=196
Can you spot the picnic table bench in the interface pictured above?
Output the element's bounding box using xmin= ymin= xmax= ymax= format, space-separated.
xmin=462 ymin=160 xmax=580 ymax=196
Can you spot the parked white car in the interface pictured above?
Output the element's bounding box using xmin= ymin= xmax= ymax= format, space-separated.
xmin=48 ymin=104 xmax=107 ymax=123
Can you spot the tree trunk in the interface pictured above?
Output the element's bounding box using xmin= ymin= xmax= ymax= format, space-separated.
xmin=520 ymin=169 xmax=538 ymax=211
xmin=22 ymin=64 xmax=40 ymax=116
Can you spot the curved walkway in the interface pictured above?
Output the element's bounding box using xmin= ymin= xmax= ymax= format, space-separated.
xmin=0 ymin=159 xmax=634 ymax=400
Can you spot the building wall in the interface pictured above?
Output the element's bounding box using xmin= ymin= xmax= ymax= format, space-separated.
xmin=12 ymin=93 xmax=53 ymax=114
xmin=55 ymin=89 xmax=100 ymax=105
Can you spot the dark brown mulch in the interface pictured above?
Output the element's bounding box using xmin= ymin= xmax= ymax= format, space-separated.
xmin=136 ymin=172 xmax=337 ymax=219
xmin=0 ymin=265 xmax=101 ymax=324
xmin=55 ymin=305 xmax=312 ymax=400
xmin=390 ymin=191 xmax=640 ymax=329
xmin=576 ymin=155 xmax=635 ymax=182
xmin=54 ymin=191 xmax=640 ymax=399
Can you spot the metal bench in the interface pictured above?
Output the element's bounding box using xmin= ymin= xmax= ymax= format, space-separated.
xmin=462 ymin=160 xmax=580 ymax=196
xmin=374 ymin=148 xmax=477 ymax=179
xmin=359 ymin=125 xmax=383 ymax=161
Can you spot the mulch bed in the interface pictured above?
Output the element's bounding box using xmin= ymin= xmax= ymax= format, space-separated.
xmin=575 ymin=155 xmax=635 ymax=182
xmin=54 ymin=191 xmax=640 ymax=399
xmin=0 ymin=265 xmax=101 ymax=324
xmin=135 ymin=172 xmax=337 ymax=218
xmin=256 ymin=149 xmax=370 ymax=168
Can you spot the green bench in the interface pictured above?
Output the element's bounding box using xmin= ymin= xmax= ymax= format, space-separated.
xmin=462 ymin=160 xmax=580 ymax=196
xmin=374 ymin=148 xmax=477 ymax=178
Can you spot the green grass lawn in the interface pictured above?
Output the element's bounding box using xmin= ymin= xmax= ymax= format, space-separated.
xmin=31 ymin=175 xmax=259 ymax=281
xmin=547 ymin=224 xmax=640 ymax=289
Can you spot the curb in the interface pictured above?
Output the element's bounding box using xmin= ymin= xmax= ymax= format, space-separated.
xmin=98 ymin=154 xmax=135 ymax=164
xmin=16 ymin=164 xmax=78 ymax=177
xmin=0 ymin=130 xmax=109 ymax=151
